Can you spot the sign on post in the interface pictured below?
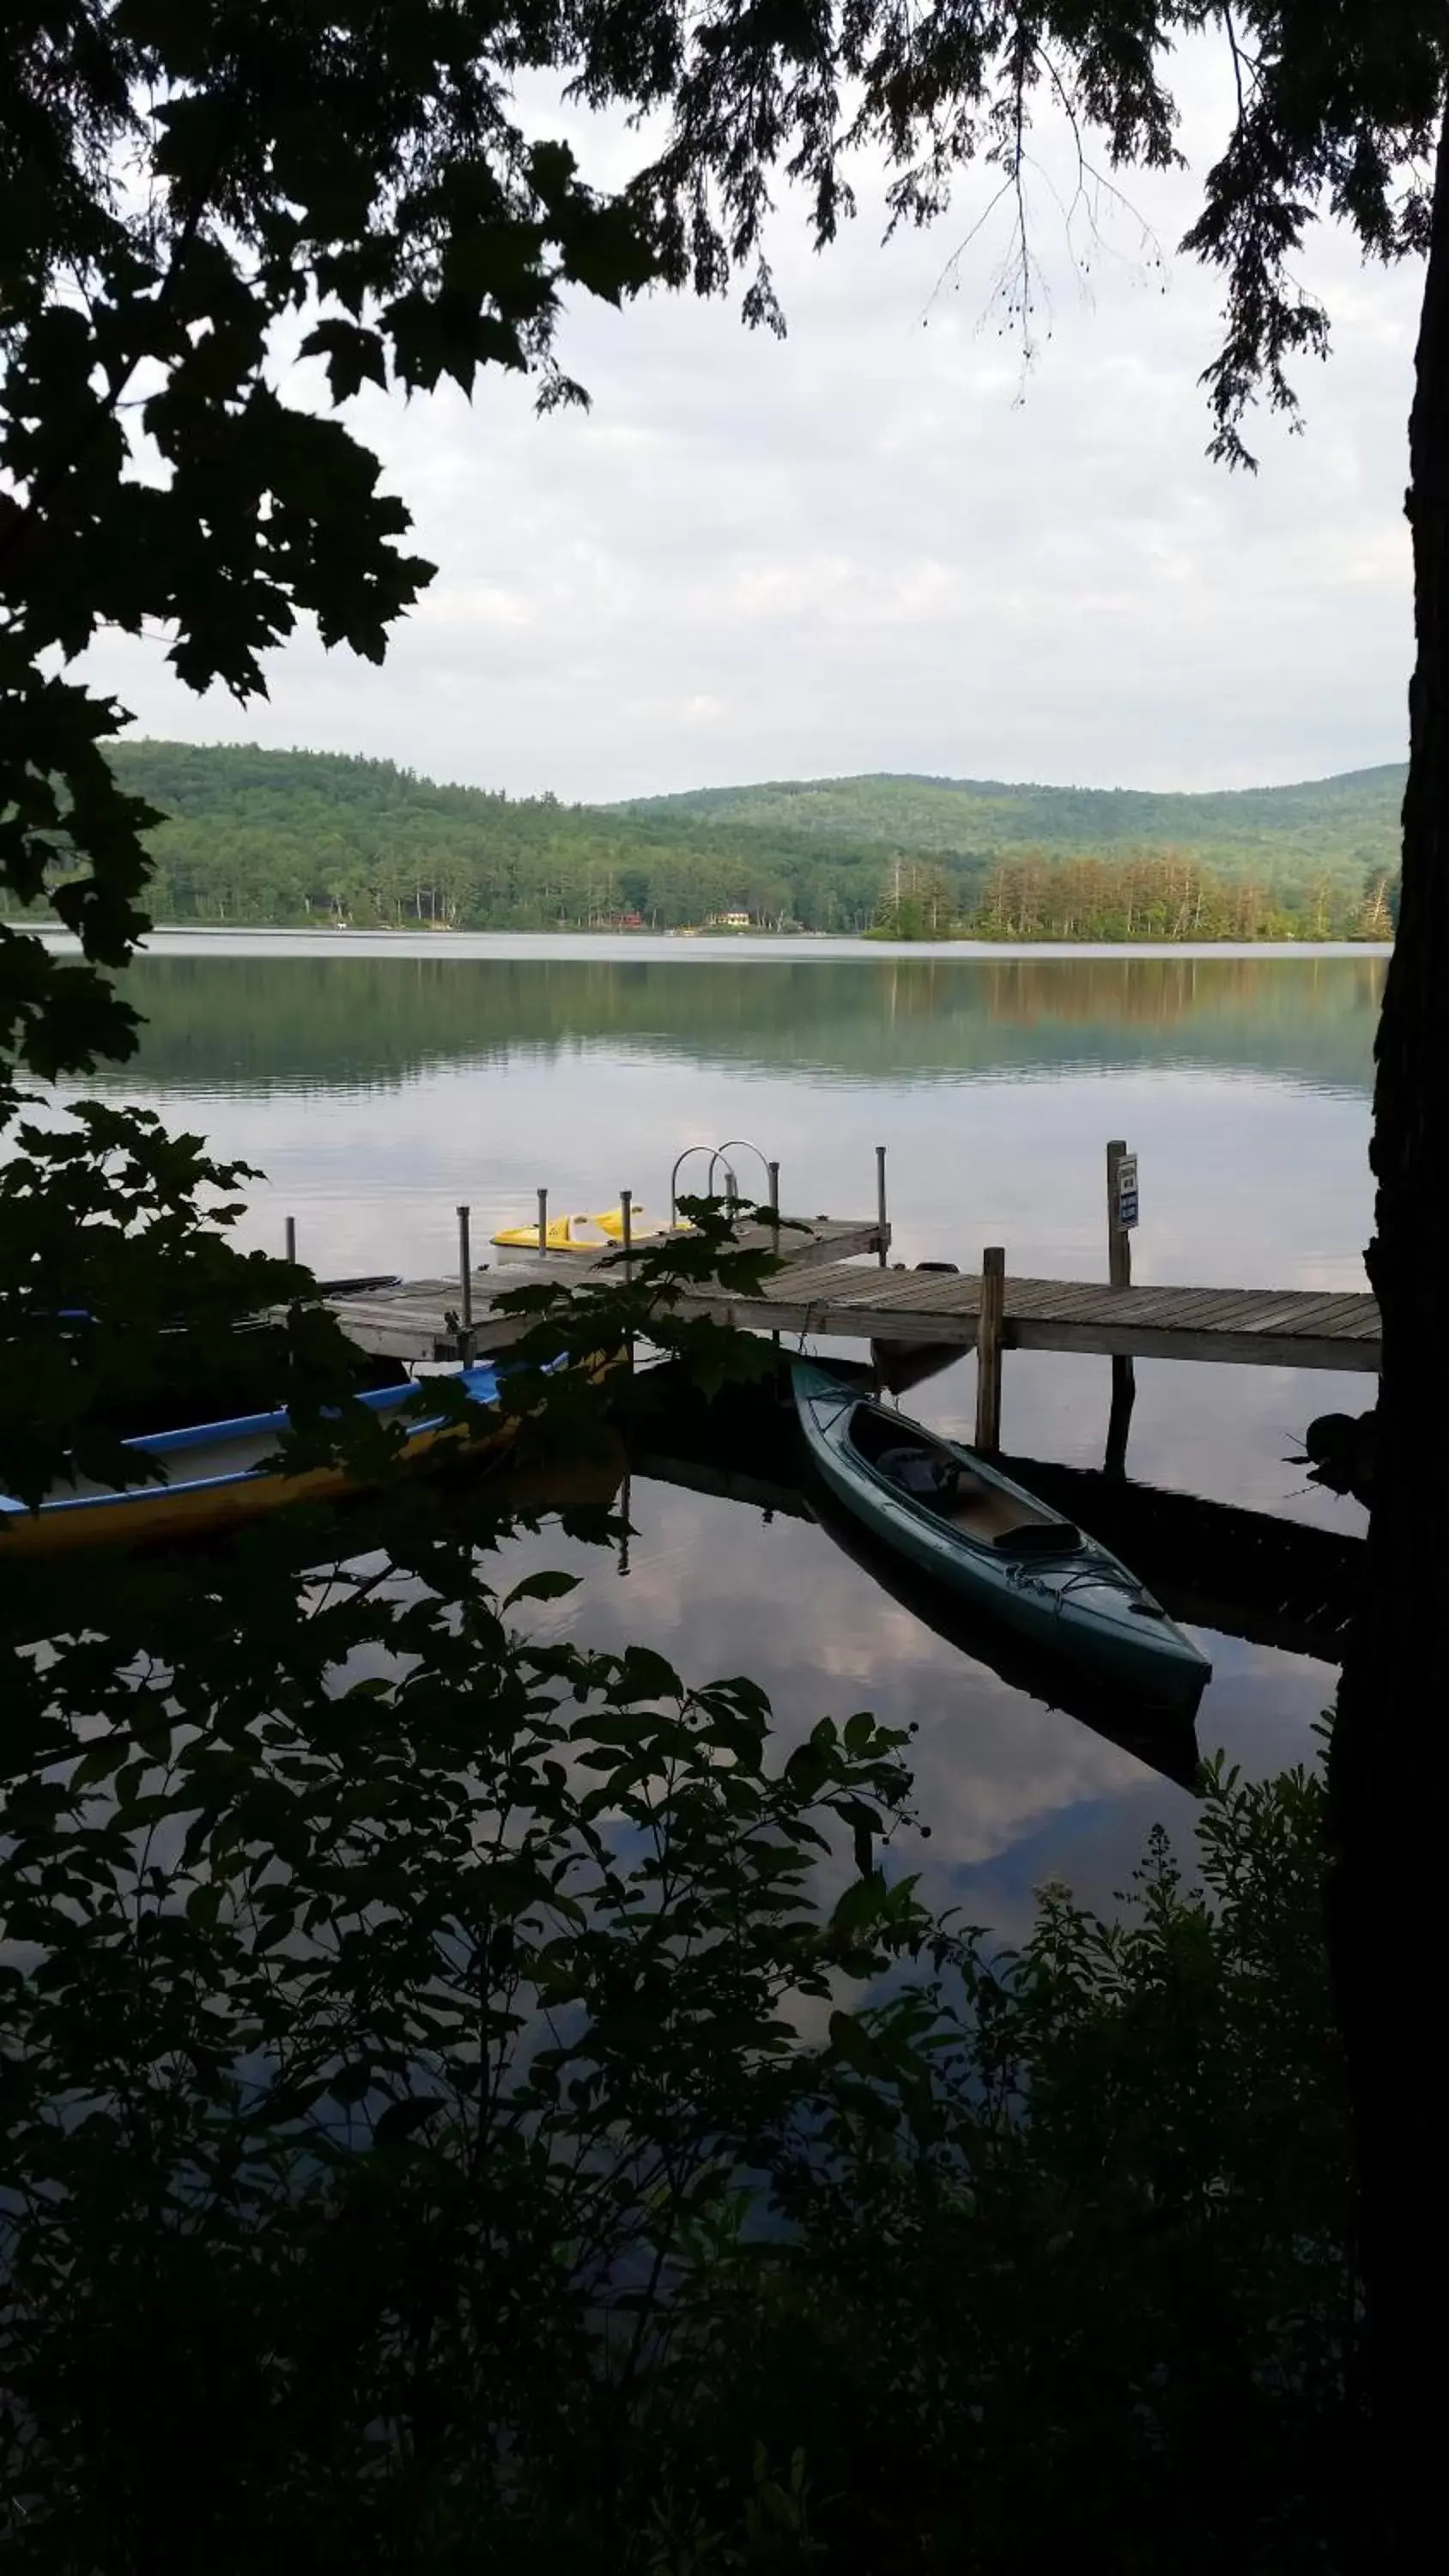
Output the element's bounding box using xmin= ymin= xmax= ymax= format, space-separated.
xmin=1116 ymin=1151 xmax=1139 ymax=1232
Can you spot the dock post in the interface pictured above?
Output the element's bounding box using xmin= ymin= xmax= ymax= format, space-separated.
xmin=975 ymin=1246 xmax=1005 ymax=1453
xmin=537 ymin=1186 xmax=549 ymax=1256
xmin=767 ymin=1160 xmax=783 ymax=1358
xmin=457 ymin=1205 xmax=473 ymax=1331
xmin=1106 ymin=1362 xmax=1136 ymax=1478
xmin=284 ymin=1215 xmax=297 ymax=1266
xmin=1105 ymin=1139 xmax=1137 ymax=1475
xmin=876 ymin=1144 xmax=888 ymax=1267
xmin=619 ymin=1188 xmax=635 ymax=1372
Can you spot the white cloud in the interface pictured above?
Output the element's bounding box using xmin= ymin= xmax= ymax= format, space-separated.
xmin=428 ymin=580 xmax=538 ymax=632
xmin=80 ymin=37 xmax=1421 ymax=799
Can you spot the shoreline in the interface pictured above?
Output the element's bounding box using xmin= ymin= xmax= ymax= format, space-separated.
xmin=26 ymin=925 xmax=1394 ymax=963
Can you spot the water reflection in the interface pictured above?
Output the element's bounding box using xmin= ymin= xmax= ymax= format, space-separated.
xmin=106 ymin=943 xmax=1384 ymax=1096
xmin=55 ymin=937 xmax=1367 ymax=1915
xmin=627 ymin=1364 xmax=1359 ymax=1665
xmin=494 ymin=1462 xmax=1324 ymax=1936
xmin=802 ymin=1480 xmax=1205 ymax=1791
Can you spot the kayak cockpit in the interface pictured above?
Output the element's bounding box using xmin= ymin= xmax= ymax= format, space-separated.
xmin=846 ymin=1402 xmax=1082 ymax=1552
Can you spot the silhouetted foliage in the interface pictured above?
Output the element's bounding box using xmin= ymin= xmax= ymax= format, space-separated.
xmin=4 ymin=9 xmax=1443 ymax=2566
xmin=2 ymin=1574 xmax=1349 ymax=2573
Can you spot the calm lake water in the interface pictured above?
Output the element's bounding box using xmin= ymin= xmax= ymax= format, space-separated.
xmin=95 ymin=933 xmax=1384 ymax=1932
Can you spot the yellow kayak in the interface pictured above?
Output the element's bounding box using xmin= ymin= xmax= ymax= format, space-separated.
xmin=491 ymin=1206 xmax=685 ymax=1255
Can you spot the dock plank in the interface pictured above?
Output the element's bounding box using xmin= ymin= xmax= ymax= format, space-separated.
xmin=1238 ymin=1297 xmax=1361 ymax=1337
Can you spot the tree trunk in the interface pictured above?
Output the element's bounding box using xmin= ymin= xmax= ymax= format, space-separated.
xmin=1329 ymin=100 xmax=1449 ymax=2568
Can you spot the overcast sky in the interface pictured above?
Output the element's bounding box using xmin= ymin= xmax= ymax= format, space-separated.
xmin=83 ymin=42 xmax=1423 ymax=804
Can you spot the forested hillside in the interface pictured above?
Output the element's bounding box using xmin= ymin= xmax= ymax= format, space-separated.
xmin=11 ymin=740 xmax=1397 ymax=937
xmin=106 ymin=741 xmax=897 ymax=933
xmin=615 ymin=763 xmax=1406 ymax=883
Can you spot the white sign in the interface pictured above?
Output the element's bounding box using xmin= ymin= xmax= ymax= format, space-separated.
xmin=1116 ymin=1152 xmax=1139 ymax=1231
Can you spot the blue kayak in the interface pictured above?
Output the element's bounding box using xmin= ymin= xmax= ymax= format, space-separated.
xmin=1 ymin=1362 xmax=514 ymax=1558
xmin=792 ymin=1361 xmax=1211 ymax=1701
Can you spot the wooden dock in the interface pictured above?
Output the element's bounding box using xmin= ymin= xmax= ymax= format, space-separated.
xmin=669 ymin=1261 xmax=1381 ymax=1374
xmin=314 ymin=1153 xmax=1379 ymax=1474
xmin=325 ymin=1228 xmax=1379 ymax=1377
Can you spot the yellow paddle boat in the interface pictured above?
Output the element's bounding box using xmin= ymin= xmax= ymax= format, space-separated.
xmin=491 ymin=1206 xmax=686 ymax=1255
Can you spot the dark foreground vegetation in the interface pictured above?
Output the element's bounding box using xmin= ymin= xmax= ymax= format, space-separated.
xmin=2 ymin=1433 xmax=1349 ymax=2571
xmin=0 ymin=1165 xmax=1352 ymax=2569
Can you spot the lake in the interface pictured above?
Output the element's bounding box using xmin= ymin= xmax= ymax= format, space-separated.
xmin=96 ymin=933 xmax=1382 ymax=1934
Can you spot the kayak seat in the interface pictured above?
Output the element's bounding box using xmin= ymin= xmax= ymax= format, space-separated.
xmin=991 ymin=1522 xmax=1083 ymax=1557
xmin=943 ymin=1485 xmax=1040 ymax=1540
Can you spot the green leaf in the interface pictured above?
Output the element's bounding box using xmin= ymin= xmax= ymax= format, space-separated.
xmin=299 ymin=317 xmax=389 ymax=403
xmin=373 ymin=2093 xmax=442 ymax=2145
xmin=612 ymin=1644 xmax=682 ymax=1701
xmin=827 ymin=2008 xmax=873 ymax=2071
xmin=828 ymin=1873 xmax=891 ymax=1944
xmin=504 ymin=1568 xmax=580 ymax=1608
xmin=69 ymin=1737 xmax=130 ymax=1791
xmin=328 ymin=2060 xmax=375 ymax=2105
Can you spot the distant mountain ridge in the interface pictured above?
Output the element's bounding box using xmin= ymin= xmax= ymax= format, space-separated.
xmin=608 ymin=763 xmax=1406 ymax=877
xmin=65 ymin=741 xmax=1401 ymax=939
xmin=617 ymin=762 xmax=1404 ymax=801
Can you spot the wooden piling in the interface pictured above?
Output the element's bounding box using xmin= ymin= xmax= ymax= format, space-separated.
xmin=537 ymin=1186 xmax=549 ymax=1255
xmin=975 ymin=1246 xmax=1005 ymax=1452
xmin=619 ymin=1188 xmax=635 ymax=1370
xmin=1106 ymin=1140 xmax=1134 ymax=1293
xmin=876 ymin=1145 xmax=888 ymax=1267
xmin=457 ymin=1205 xmax=473 ymax=1333
xmin=766 ymin=1161 xmax=783 ymax=1352
xmin=1105 ymin=1139 xmax=1137 ymax=1473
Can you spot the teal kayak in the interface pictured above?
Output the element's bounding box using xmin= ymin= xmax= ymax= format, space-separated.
xmin=791 ymin=1361 xmax=1212 ymax=1701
